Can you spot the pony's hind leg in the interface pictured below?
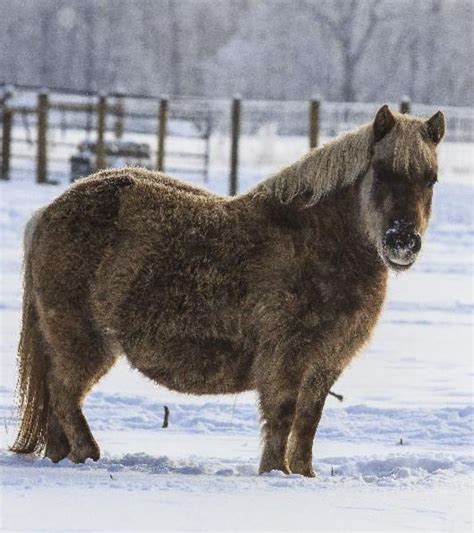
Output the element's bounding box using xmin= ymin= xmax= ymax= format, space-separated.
xmin=45 ymin=410 xmax=70 ymax=463
xmin=48 ymin=372 xmax=99 ymax=463
xmin=47 ymin=343 xmax=116 ymax=463
xmin=40 ymin=307 xmax=117 ymax=463
xmin=33 ymin=327 xmax=72 ymax=463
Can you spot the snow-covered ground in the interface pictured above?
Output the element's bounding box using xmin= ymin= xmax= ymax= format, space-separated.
xmin=0 ymin=139 xmax=473 ymax=532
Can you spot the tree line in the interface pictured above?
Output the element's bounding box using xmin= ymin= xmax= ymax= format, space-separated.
xmin=0 ymin=0 xmax=472 ymax=106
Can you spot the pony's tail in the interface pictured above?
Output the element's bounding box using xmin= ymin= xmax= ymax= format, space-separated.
xmin=10 ymin=212 xmax=49 ymax=455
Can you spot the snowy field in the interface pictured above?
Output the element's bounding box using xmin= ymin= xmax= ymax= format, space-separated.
xmin=0 ymin=139 xmax=473 ymax=532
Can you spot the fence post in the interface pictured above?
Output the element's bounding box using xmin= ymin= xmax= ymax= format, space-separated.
xmin=1 ymin=108 xmax=12 ymax=180
xmin=96 ymin=94 xmax=107 ymax=170
xmin=400 ymin=98 xmax=411 ymax=115
xmin=157 ymin=97 xmax=168 ymax=172
xmin=229 ymin=96 xmax=241 ymax=196
xmin=309 ymin=97 xmax=320 ymax=149
xmin=36 ymin=91 xmax=49 ymax=183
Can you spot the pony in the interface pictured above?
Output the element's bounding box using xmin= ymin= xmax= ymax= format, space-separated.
xmin=11 ymin=105 xmax=445 ymax=476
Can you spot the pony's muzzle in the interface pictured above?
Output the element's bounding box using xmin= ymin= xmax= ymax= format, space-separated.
xmin=382 ymin=221 xmax=421 ymax=268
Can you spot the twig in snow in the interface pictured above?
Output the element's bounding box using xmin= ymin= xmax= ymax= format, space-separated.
xmin=328 ymin=390 xmax=344 ymax=402
xmin=162 ymin=405 xmax=170 ymax=428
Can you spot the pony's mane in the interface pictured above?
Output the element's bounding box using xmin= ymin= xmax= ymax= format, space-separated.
xmin=252 ymin=113 xmax=433 ymax=207
xmin=252 ymin=123 xmax=373 ymax=207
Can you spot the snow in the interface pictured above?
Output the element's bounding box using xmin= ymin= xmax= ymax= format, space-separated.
xmin=0 ymin=140 xmax=473 ymax=532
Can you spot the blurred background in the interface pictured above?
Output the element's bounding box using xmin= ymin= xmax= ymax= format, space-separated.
xmin=1 ymin=0 xmax=472 ymax=105
xmin=0 ymin=0 xmax=472 ymax=190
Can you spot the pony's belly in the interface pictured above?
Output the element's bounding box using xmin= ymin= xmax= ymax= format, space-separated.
xmin=126 ymin=336 xmax=255 ymax=395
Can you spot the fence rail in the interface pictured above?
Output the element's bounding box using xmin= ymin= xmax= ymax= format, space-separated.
xmin=1 ymin=84 xmax=472 ymax=194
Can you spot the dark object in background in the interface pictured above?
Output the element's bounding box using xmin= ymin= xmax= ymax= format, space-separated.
xmin=70 ymin=154 xmax=93 ymax=182
xmin=70 ymin=140 xmax=152 ymax=181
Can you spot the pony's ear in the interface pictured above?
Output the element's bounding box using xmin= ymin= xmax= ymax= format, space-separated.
xmin=373 ymin=105 xmax=396 ymax=142
xmin=426 ymin=111 xmax=445 ymax=144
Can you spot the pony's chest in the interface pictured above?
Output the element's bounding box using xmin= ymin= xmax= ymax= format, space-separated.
xmin=295 ymin=265 xmax=387 ymax=357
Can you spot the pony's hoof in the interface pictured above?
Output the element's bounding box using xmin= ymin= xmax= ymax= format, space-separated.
xmin=289 ymin=462 xmax=316 ymax=477
xmin=258 ymin=460 xmax=291 ymax=475
xmin=45 ymin=438 xmax=71 ymax=463
xmin=68 ymin=444 xmax=100 ymax=463
xmin=45 ymin=447 xmax=70 ymax=463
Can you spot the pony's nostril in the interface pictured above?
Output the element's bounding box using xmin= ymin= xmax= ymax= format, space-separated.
xmin=384 ymin=226 xmax=421 ymax=253
xmin=408 ymin=232 xmax=422 ymax=253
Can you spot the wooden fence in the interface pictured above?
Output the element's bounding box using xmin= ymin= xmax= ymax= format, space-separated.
xmin=0 ymin=88 xmax=450 ymax=194
xmin=1 ymin=91 xmax=123 ymax=185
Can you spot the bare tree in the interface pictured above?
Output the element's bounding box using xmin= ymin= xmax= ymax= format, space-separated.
xmin=169 ymin=0 xmax=182 ymax=96
xmin=79 ymin=2 xmax=98 ymax=92
xmin=307 ymin=0 xmax=390 ymax=101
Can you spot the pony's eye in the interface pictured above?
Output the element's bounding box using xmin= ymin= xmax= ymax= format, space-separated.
xmin=426 ymin=175 xmax=438 ymax=188
xmin=375 ymin=171 xmax=391 ymax=183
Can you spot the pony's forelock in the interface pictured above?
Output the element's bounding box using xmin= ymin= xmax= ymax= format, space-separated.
xmin=390 ymin=115 xmax=437 ymax=176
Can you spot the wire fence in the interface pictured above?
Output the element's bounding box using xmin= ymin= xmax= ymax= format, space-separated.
xmin=1 ymin=84 xmax=472 ymax=194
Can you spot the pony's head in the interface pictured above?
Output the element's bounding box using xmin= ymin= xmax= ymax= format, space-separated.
xmin=360 ymin=105 xmax=445 ymax=271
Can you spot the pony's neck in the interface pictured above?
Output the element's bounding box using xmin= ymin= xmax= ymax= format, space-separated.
xmin=253 ymin=123 xmax=374 ymax=207
xmin=304 ymin=181 xmax=384 ymax=271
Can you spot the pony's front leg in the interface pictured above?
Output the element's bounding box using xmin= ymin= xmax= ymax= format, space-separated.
xmin=256 ymin=350 xmax=301 ymax=474
xmin=258 ymin=385 xmax=297 ymax=475
xmin=287 ymin=368 xmax=339 ymax=477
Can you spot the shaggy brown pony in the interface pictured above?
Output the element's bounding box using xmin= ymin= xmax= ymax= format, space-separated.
xmin=11 ymin=106 xmax=445 ymax=476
